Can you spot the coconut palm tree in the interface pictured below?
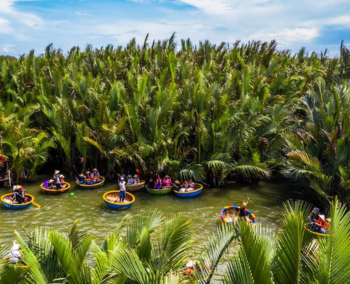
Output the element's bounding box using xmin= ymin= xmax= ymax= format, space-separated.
xmin=1 ymin=37 xmax=350 ymax=201
xmin=3 ymin=199 xmax=350 ymax=284
xmin=1 ymin=210 xmax=192 ymax=284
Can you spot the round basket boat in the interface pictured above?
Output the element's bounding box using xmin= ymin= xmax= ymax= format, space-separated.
xmin=220 ymin=205 xmax=258 ymax=225
xmin=126 ymin=181 xmax=145 ymax=192
xmin=146 ymin=186 xmax=172 ymax=195
xmin=174 ymin=183 xmax=203 ymax=198
xmin=41 ymin=182 xmax=71 ymax=195
xmin=304 ymin=222 xmax=330 ymax=237
xmin=103 ymin=190 xmax=135 ymax=209
xmin=76 ymin=176 xmax=105 ymax=190
xmin=1 ymin=193 xmax=35 ymax=210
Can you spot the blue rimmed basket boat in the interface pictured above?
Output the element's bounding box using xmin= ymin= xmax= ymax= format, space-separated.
xmin=173 ymin=183 xmax=203 ymax=198
xmin=220 ymin=205 xmax=258 ymax=225
xmin=103 ymin=190 xmax=135 ymax=209
xmin=76 ymin=176 xmax=105 ymax=190
xmin=1 ymin=193 xmax=35 ymax=210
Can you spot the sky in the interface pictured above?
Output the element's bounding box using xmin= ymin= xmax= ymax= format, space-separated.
xmin=0 ymin=0 xmax=349 ymax=56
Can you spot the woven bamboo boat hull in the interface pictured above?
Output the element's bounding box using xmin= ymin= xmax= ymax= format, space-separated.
xmin=41 ymin=182 xmax=71 ymax=195
xmin=173 ymin=183 xmax=203 ymax=198
xmin=1 ymin=193 xmax=34 ymax=210
xmin=76 ymin=177 xmax=105 ymax=190
xmin=220 ymin=205 xmax=257 ymax=225
xmin=103 ymin=190 xmax=135 ymax=209
xmin=126 ymin=181 xmax=145 ymax=192
xmin=146 ymin=187 xmax=172 ymax=195
xmin=304 ymin=223 xmax=330 ymax=237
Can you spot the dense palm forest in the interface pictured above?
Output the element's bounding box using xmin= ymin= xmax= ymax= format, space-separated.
xmin=1 ymin=200 xmax=350 ymax=283
xmin=1 ymin=36 xmax=350 ymax=205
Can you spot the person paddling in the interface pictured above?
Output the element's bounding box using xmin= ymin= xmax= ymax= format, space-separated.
xmin=12 ymin=185 xmax=25 ymax=204
xmin=118 ymin=177 xmax=126 ymax=203
xmin=239 ymin=197 xmax=250 ymax=218
xmin=53 ymin=170 xmax=61 ymax=189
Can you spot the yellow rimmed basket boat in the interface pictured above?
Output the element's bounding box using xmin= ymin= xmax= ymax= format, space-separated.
xmin=103 ymin=190 xmax=135 ymax=209
xmin=41 ymin=182 xmax=71 ymax=195
xmin=1 ymin=193 xmax=36 ymax=210
xmin=173 ymin=183 xmax=203 ymax=198
xmin=126 ymin=180 xmax=145 ymax=192
xmin=304 ymin=222 xmax=330 ymax=237
xmin=76 ymin=176 xmax=105 ymax=190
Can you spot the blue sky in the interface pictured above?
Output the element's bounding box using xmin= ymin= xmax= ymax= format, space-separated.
xmin=0 ymin=0 xmax=349 ymax=56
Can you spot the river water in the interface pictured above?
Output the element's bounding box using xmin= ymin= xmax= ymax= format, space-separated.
xmin=0 ymin=176 xmax=299 ymax=281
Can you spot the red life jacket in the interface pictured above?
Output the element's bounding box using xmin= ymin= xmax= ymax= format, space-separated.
xmin=317 ymin=219 xmax=327 ymax=229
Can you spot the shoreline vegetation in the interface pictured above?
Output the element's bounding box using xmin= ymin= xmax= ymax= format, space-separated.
xmin=1 ymin=36 xmax=350 ymax=206
xmin=1 ymin=200 xmax=350 ymax=283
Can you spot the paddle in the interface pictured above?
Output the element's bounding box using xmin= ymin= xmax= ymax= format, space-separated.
xmin=245 ymin=195 xmax=252 ymax=203
xmin=32 ymin=202 xmax=41 ymax=209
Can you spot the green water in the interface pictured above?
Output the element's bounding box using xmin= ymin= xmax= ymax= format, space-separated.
xmin=0 ymin=176 xmax=298 ymax=243
xmin=0 ymin=176 xmax=299 ymax=281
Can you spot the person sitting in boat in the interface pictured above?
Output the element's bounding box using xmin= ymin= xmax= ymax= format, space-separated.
xmin=133 ymin=174 xmax=140 ymax=184
xmin=77 ymin=173 xmax=85 ymax=184
xmin=184 ymin=260 xmax=197 ymax=276
xmin=187 ymin=179 xmax=195 ymax=191
xmin=147 ymin=176 xmax=155 ymax=189
xmin=163 ymin=175 xmax=172 ymax=188
xmin=59 ymin=175 xmax=67 ymax=188
xmin=92 ymin=168 xmax=102 ymax=183
xmin=47 ymin=179 xmax=55 ymax=189
xmin=12 ymin=185 xmax=25 ymax=204
xmin=8 ymin=240 xmax=21 ymax=263
xmin=85 ymin=171 xmax=93 ymax=185
xmin=308 ymin=208 xmax=328 ymax=234
xmin=127 ymin=175 xmax=134 ymax=185
xmin=173 ymin=180 xmax=181 ymax=191
xmin=312 ymin=215 xmax=328 ymax=234
xmin=179 ymin=180 xmax=188 ymax=192
xmin=184 ymin=180 xmax=195 ymax=192
xmin=308 ymin=207 xmax=320 ymax=221
xmin=53 ymin=170 xmax=61 ymax=189
xmin=155 ymin=175 xmax=163 ymax=190
xmin=119 ymin=177 xmax=126 ymax=203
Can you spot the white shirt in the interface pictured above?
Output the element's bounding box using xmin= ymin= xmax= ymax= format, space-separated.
xmin=119 ymin=181 xmax=126 ymax=191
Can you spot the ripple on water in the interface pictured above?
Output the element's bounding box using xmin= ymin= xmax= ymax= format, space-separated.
xmin=0 ymin=178 xmax=300 ymax=283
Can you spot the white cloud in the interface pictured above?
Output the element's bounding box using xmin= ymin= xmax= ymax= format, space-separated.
xmin=302 ymin=15 xmax=350 ymax=29
xmin=1 ymin=0 xmax=350 ymax=55
xmin=1 ymin=43 xmax=15 ymax=53
xmin=178 ymin=0 xmax=232 ymax=15
xmin=75 ymin=11 xmax=96 ymax=17
xmin=90 ymin=19 xmax=220 ymax=47
xmin=0 ymin=0 xmax=43 ymax=28
xmin=246 ymin=28 xmax=319 ymax=47
xmin=0 ymin=18 xmax=11 ymax=33
xmin=176 ymin=0 xmax=277 ymax=15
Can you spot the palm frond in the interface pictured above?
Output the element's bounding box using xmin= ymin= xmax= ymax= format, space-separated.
xmin=272 ymin=200 xmax=313 ymax=284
